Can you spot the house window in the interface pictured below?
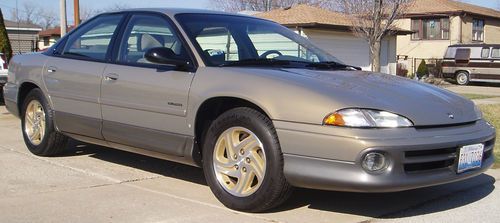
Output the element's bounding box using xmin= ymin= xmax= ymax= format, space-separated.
xmin=411 ymin=18 xmax=450 ymax=40
xmin=473 ymin=19 xmax=485 ymax=42
xmin=43 ymin=37 xmax=50 ymax=46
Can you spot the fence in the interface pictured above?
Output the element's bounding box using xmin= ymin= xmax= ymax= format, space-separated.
xmin=397 ymin=56 xmax=444 ymax=79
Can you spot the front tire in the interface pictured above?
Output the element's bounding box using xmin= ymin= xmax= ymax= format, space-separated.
xmin=202 ymin=107 xmax=293 ymax=212
xmin=21 ymin=88 xmax=68 ymax=156
xmin=456 ymin=71 xmax=470 ymax=85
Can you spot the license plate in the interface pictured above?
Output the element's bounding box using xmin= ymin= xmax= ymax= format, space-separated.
xmin=457 ymin=144 xmax=484 ymax=173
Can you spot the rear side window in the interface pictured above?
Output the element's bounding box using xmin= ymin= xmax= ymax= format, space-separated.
xmin=492 ymin=48 xmax=500 ymax=58
xmin=481 ymin=48 xmax=490 ymax=58
xmin=62 ymin=14 xmax=123 ymax=61
xmin=455 ymin=48 xmax=471 ymax=63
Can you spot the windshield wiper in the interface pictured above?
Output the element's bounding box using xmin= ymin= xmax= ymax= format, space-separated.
xmin=219 ymin=58 xmax=292 ymax=67
xmin=306 ymin=61 xmax=361 ymax=71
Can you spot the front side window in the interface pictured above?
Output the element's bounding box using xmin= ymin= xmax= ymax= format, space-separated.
xmin=411 ymin=18 xmax=449 ymax=40
xmin=63 ymin=14 xmax=123 ymax=61
xmin=196 ymin=27 xmax=240 ymax=62
xmin=176 ymin=14 xmax=340 ymax=67
xmin=118 ymin=14 xmax=190 ymax=65
xmin=473 ymin=19 xmax=485 ymax=42
xmin=481 ymin=47 xmax=490 ymax=58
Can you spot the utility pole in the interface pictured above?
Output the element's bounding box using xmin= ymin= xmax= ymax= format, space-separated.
xmin=74 ymin=0 xmax=80 ymax=26
xmin=60 ymin=0 xmax=67 ymax=36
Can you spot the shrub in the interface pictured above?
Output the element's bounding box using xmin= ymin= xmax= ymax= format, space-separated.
xmin=0 ymin=9 xmax=13 ymax=63
xmin=416 ymin=60 xmax=428 ymax=79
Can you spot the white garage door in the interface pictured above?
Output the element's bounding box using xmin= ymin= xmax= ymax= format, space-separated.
xmin=305 ymin=29 xmax=372 ymax=71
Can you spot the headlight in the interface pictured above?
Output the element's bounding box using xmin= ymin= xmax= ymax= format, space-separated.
xmin=474 ymin=105 xmax=483 ymax=120
xmin=323 ymin=108 xmax=413 ymax=128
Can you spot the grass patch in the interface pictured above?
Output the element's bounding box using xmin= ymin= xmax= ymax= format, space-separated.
xmin=479 ymin=104 xmax=500 ymax=168
xmin=461 ymin=94 xmax=498 ymax=100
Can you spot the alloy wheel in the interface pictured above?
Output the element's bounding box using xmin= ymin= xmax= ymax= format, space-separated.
xmin=212 ymin=127 xmax=267 ymax=197
xmin=24 ymin=100 xmax=46 ymax=146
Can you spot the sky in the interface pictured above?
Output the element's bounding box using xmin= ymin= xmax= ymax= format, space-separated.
xmin=0 ymin=0 xmax=211 ymax=23
xmin=0 ymin=0 xmax=498 ymax=24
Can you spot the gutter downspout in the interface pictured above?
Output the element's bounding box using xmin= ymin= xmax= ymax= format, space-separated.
xmin=297 ymin=26 xmax=303 ymax=58
xmin=459 ymin=12 xmax=465 ymax=44
xmin=459 ymin=16 xmax=462 ymax=43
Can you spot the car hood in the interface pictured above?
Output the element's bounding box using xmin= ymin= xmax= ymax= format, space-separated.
xmin=274 ymin=68 xmax=478 ymax=126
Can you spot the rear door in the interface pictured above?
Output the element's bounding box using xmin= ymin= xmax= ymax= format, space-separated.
xmin=100 ymin=13 xmax=196 ymax=156
xmin=44 ymin=14 xmax=125 ymax=139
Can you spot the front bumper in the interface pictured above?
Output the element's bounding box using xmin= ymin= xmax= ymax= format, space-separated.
xmin=275 ymin=120 xmax=495 ymax=192
xmin=3 ymin=82 xmax=20 ymax=118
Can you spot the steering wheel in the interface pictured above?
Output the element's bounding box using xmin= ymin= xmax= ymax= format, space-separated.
xmin=260 ymin=50 xmax=283 ymax=59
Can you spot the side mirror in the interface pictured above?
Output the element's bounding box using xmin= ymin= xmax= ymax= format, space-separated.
xmin=144 ymin=47 xmax=192 ymax=69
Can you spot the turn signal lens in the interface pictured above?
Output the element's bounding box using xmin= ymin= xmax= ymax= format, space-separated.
xmin=323 ymin=113 xmax=345 ymax=126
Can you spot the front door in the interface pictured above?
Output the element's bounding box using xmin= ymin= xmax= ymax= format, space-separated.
xmin=101 ymin=13 xmax=195 ymax=156
xmin=44 ymin=14 xmax=124 ymax=139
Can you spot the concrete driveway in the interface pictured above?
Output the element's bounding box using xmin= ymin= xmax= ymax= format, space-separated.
xmin=0 ymin=105 xmax=499 ymax=223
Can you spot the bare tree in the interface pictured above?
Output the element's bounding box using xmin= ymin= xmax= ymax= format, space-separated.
xmin=80 ymin=3 xmax=130 ymax=21
xmin=210 ymin=0 xmax=333 ymax=12
xmin=9 ymin=1 xmax=57 ymax=29
xmin=37 ymin=10 xmax=57 ymax=29
xmin=337 ymin=0 xmax=413 ymax=72
xmin=20 ymin=1 xmax=37 ymax=24
xmin=80 ymin=6 xmax=101 ymax=21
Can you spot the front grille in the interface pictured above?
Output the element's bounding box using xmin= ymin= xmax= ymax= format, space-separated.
xmin=403 ymin=139 xmax=495 ymax=173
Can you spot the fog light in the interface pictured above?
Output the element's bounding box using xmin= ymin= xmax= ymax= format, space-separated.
xmin=362 ymin=152 xmax=387 ymax=172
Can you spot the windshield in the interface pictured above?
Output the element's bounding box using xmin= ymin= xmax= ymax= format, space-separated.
xmin=176 ymin=14 xmax=346 ymax=68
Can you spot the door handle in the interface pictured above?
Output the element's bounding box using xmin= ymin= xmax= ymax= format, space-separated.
xmin=104 ymin=73 xmax=119 ymax=81
xmin=47 ymin=66 xmax=57 ymax=73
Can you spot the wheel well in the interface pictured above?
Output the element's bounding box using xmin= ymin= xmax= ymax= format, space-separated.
xmin=193 ymin=97 xmax=269 ymax=165
xmin=17 ymin=82 xmax=39 ymax=113
xmin=455 ymin=70 xmax=470 ymax=76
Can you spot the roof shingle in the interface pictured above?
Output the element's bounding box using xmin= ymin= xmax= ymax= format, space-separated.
xmin=406 ymin=0 xmax=500 ymax=19
xmin=256 ymin=4 xmax=352 ymax=27
xmin=4 ymin=19 xmax=41 ymax=30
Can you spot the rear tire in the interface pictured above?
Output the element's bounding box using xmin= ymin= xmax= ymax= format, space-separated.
xmin=202 ymin=107 xmax=293 ymax=212
xmin=455 ymin=71 xmax=470 ymax=86
xmin=21 ymin=88 xmax=68 ymax=156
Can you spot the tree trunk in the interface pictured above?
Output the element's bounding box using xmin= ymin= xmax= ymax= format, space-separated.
xmin=370 ymin=40 xmax=381 ymax=72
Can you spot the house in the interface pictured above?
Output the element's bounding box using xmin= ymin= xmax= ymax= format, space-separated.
xmin=38 ymin=27 xmax=64 ymax=50
xmin=397 ymin=0 xmax=500 ymax=59
xmin=4 ymin=20 xmax=41 ymax=53
xmin=256 ymin=4 xmax=411 ymax=74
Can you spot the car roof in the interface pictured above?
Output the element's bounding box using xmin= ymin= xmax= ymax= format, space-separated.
xmin=449 ymin=44 xmax=500 ymax=48
xmin=116 ymin=8 xmax=253 ymax=18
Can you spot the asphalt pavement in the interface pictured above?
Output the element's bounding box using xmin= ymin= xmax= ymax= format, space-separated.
xmin=0 ymin=104 xmax=499 ymax=223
